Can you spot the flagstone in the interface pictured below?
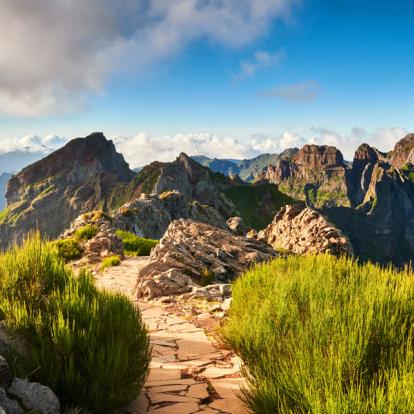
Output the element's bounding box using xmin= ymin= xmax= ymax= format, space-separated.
xmin=147 ymin=368 xmax=182 ymax=382
xmin=208 ymin=399 xmax=250 ymax=414
xmin=148 ymin=402 xmax=200 ymax=414
xmin=187 ymin=383 xmax=209 ymax=400
xmin=148 ymin=393 xmax=199 ymax=404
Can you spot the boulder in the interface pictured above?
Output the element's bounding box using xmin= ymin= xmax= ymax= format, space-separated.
xmin=258 ymin=204 xmax=353 ymax=257
xmin=226 ymin=217 xmax=248 ymax=236
xmin=0 ymin=388 xmax=23 ymax=414
xmin=137 ymin=219 xmax=277 ymax=300
xmin=8 ymin=379 xmax=60 ymax=414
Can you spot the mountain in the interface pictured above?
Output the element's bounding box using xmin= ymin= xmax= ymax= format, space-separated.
xmin=191 ymin=149 xmax=298 ymax=182
xmin=0 ymin=132 xmax=135 ymax=248
xmin=0 ymin=173 xmax=12 ymax=211
xmin=261 ymin=135 xmax=414 ymax=265
xmin=0 ymin=134 xmax=294 ymax=249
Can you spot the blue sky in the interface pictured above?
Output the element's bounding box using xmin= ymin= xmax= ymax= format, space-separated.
xmin=0 ymin=0 xmax=413 ymax=168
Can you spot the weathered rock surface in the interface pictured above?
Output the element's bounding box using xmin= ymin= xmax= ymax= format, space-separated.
xmin=264 ymin=144 xmax=350 ymax=208
xmin=0 ymin=173 xmax=12 ymax=211
xmin=0 ymin=356 xmax=59 ymax=414
xmin=114 ymin=190 xmax=228 ymax=240
xmin=9 ymin=379 xmax=60 ymax=414
xmin=0 ymin=133 xmax=135 ymax=249
xmin=390 ymin=133 xmax=414 ymax=168
xmin=137 ymin=219 xmax=277 ymax=300
xmin=258 ymin=204 xmax=353 ymax=256
xmin=226 ymin=216 xmax=248 ymax=236
xmin=61 ymin=211 xmax=123 ymax=263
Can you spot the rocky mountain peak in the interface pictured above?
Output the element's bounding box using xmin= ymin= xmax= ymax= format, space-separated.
xmin=390 ymin=133 xmax=414 ymax=168
xmin=294 ymin=145 xmax=345 ymax=169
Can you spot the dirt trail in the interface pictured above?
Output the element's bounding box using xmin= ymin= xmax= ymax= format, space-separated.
xmin=96 ymin=257 xmax=248 ymax=414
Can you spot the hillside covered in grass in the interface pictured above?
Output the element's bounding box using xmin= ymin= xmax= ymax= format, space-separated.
xmin=223 ymin=255 xmax=414 ymax=413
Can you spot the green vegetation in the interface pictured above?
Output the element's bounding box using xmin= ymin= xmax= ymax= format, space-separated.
xmin=223 ymin=255 xmax=414 ymax=413
xmin=101 ymin=255 xmax=121 ymax=271
xmin=74 ymin=224 xmax=98 ymax=241
xmin=53 ymin=237 xmax=83 ymax=261
xmin=224 ymin=184 xmax=294 ymax=230
xmin=0 ymin=233 xmax=151 ymax=413
xmin=116 ymin=230 xmax=158 ymax=256
xmin=0 ymin=207 xmax=9 ymax=224
xmin=199 ymin=267 xmax=215 ymax=286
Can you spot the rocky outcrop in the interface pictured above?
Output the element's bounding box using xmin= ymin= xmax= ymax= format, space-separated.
xmin=137 ymin=219 xmax=277 ymax=300
xmin=258 ymin=204 xmax=353 ymax=257
xmin=390 ymin=133 xmax=414 ymax=168
xmin=0 ymin=133 xmax=135 ymax=249
xmin=60 ymin=211 xmax=124 ymax=264
xmin=0 ymin=356 xmax=59 ymax=414
xmin=113 ymin=190 xmax=228 ymax=240
xmin=226 ymin=216 xmax=248 ymax=236
xmin=264 ymin=145 xmax=350 ymax=208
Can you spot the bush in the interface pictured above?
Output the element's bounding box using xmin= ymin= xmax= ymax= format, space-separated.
xmin=101 ymin=255 xmax=121 ymax=271
xmin=74 ymin=224 xmax=98 ymax=241
xmin=0 ymin=233 xmax=151 ymax=413
xmin=115 ymin=230 xmax=158 ymax=256
xmin=53 ymin=237 xmax=83 ymax=261
xmin=222 ymin=255 xmax=414 ymax=413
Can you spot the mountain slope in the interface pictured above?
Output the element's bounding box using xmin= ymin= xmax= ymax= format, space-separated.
xmin=0 ymin=132 xmax=135 ymax=248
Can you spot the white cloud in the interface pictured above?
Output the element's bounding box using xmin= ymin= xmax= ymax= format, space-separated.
xmin=0 ymin=0 xmax=296 ymax=117
xmin=264 ymin=81 xmax=320 ymax=102
xmin=0 ymin=127 xmax=408 ymax=174
xmin=239 ymin=49 xmax=285 ymax=77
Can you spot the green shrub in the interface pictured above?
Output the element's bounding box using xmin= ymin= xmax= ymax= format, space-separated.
xmin=53 ymin=237 xmax=83 ymax=261
xmin=100 ymin=255 xmax=121 ymax=271
xmin=115 ymin=230 xmax=158 ymax=256
xmin=74 ymin=224 xmax=98 ymax=241
xmin=222 ymin=255 xmax=414 ymax=414
xmin=0 ymin=233 xmax=151 ymax=413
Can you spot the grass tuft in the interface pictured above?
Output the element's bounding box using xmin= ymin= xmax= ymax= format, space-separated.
xmin=74 ymin=224 xmax=98 ymax=241
xmin=52 ymin=237 xmax=83 ymax=262
xmin=222 ymin=254 xmax=414 ymax=413
xmin=0 ymin=232 xmax=151 ymax=413
xmin=115 ymin=230 xmax=158 ymax=256
xmin=100 ymin=255 xmax=121 ymax=271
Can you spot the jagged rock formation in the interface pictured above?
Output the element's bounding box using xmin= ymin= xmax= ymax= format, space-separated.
xmin=258 ymin=204 xmax=353 ymax=256
xmin=0 ymin=173 xmax=12 ymax=211
xmin=136 ymin=219 xmax=277 ymax=300
xmin=264 ymin=145 xmax=350 ymax=208
xmin=390 ymin=133 xmax=414 ymax=168
xmin=0 ymin=133 xmax=135 ymax=249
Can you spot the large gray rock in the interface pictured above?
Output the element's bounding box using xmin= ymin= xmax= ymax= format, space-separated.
xmin=0 ymin=388 xmax=23 ymax=414
xmin=0 ymin=357 xmax=12 ymax=389
xmin=8 ymin=379 xmax=60 ymax=414
xmin=137 ymin=219 xmax=278 ymax=300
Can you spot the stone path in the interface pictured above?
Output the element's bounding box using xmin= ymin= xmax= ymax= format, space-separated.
xmin=96 ymin=258 xmax=249 ymax=414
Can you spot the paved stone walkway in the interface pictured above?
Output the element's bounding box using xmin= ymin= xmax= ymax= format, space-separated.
xmin=96 ymin=258 xmax=249 ymax=414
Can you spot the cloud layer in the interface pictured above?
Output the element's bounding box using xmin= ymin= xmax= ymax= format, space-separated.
xmin=0 ymin=0 xmax=295 ymax=116
xmin=0 ymin=127 xmax=408 ymax=174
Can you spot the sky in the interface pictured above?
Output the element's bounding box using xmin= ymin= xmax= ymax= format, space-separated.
xmin=0 ymin=0 xmax=413 ymax=171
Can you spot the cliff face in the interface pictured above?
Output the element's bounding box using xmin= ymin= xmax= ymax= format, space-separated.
xmin=0 ymin=133 xmax=135 ymax=248
xmin=264 ymin=145 xmax=350 ymax=208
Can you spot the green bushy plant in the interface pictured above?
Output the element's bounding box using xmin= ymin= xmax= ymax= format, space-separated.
xmin=100 ymin=255 xmax=121 ymax=271
xmin=0 ymin=233 xmax=151 ymax=413
xmin=74 ymin=224 xmax=98 ymax=241
xmin=115 ymin=230 xmax=158 ymax=256
xmin=53 ymin=237 xmax=82 ymax=261
xmin=222 ymin=255 xmax=414 ymax=413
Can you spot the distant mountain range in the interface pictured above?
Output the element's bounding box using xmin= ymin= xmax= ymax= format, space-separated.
xmin=1 ymin=131 xmax=414 ymax=266
xmin=192 ymin=148 xmax=298 ymax=181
